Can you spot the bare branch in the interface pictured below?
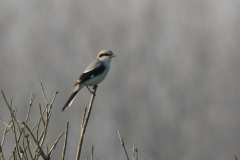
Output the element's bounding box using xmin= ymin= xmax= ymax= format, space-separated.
xmin=1 ymin=83 xmax=63 ymax=160
xmin=118 ymin=130 xmax=129 ymax=160
xmin=19 ymin=121 xmax=47 ymax=159
xmin=76 ymin=85 xmax=98 ymax=160
xmin=61 ymin=121 xmax=69 ymax=160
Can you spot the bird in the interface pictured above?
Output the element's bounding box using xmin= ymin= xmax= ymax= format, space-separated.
xmin=61 ymin=50 xmax=116 ymax=112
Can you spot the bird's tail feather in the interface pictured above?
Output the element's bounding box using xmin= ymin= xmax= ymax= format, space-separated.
xmin=61 ymin=84 xmax=84 ymax=112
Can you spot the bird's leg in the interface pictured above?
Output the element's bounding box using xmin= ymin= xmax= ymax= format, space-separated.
xmin=86 ymin=85 xmax=98 ymax=95
xmin=93 ymin=85 xmax=98 ymax=90
xmin=86 ymin=86 xmax=93 ymax=94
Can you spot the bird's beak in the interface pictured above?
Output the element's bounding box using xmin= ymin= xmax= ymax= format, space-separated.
xmin=111 ymin=54 xmax=116 ymax=58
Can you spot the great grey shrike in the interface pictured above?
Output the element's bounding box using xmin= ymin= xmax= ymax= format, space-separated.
xmin=61 ymin=50 xmax=116 ymax=112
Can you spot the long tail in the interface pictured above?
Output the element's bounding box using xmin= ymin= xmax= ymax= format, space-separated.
xmin=61 ymin=84 xmax=84 ymax=112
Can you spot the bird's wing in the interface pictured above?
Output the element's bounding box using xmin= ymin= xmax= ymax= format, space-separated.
xmin=74 ymin=60 xmax=105 ymax=86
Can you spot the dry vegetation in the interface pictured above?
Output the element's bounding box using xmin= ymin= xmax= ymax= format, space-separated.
xmin=0 ymin=81 xmax=142 ymax=160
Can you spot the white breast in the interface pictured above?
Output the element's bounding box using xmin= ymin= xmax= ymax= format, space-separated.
xmin=84 ymin=63 xmax=110 ymax=86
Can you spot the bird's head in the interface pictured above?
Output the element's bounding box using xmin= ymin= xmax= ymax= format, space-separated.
xmin=97 ymin=50 xmax=116 ymax=62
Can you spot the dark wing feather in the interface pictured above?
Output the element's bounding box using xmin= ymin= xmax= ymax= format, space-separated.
xmin=74 ymin=63 xmax=105 ymax=86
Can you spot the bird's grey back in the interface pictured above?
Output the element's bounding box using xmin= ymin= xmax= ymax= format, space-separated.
xmin=83 ymin=59 xmax=102 ymax=73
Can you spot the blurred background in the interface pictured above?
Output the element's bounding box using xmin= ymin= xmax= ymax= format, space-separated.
xmin=0 ymin=0 xmax=240 ymax=159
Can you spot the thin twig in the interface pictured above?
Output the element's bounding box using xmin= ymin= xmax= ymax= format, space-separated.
xmin=18 ymin=145 xmax=27 ymax=160
xmin=49 ymin=90 xmax=58 ymax=110
xmin=22 ymin=135 xmax=28 ymax=160
xmin=0 ymin=144 xmax=4 ymax=160
xmin=26 ymin=93 xmax=36 ymax=123
xmin=10 ymin=153 xmax=15 ymax=160
xmin=235 ymin=156 xmax=238 ymax=160
xmin=81 ymin=107 xmax=87 ymax=127
xmin=38 ymin=104 xmax=49 ymax=143
xmin=61 ymin=121 xmax=69 ymax=160
xmin=26 ymin=138 xmax=34 ymax=160
xmin=165 ymin=155 xmax=168 ymax=160
xmin=36 ymin=120 xmax=41 ymax=141
xmin=118 ymin=130 xmax=129 ymax=160
xmin=0 ymin=117 xmax=12 ymax=128
xmin=76 ymin=85 xmax=98 ymax=160
xmin=19 ymin=121 xmax=47 ymax=159
xmin=1 ymin=123 xmax=12 ymax=147
xmin=36 ymin=104 xmax=48 ymax=140
xmin=22 ymin=93 xmax=35 ymax=160
xmin=28 ymin=139 xmax=34 ymax=150
xmin=91 ymin=144 xmax=94 ymax=160
xmin=133 ymin=147 xmax=135 ymax=160
xmin=39 ymin=80 xmax=49 ymax=105
xmin=39 ymin=104 xmax=51 ymax=147
xmin=39 ymin=104 xmax=45 ymax=124
xmin=25 ymin=120 xmax=39 ymax=137
xmin=135 ymin=148 xmax=138 ymax=160
xmin=1 ymin=92 xmax=22 ymax=133
xmin=3 ymin=95 xmax=22 ymax=160
xmin=1 ymin=91 xmax=22 ymax=160
xmin=39 ymin=91 xmax=57 ymax=148
xmin=48 ymin=131 xmax=64 ymax=157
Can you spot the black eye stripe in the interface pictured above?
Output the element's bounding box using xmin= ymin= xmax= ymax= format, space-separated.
xmin=99 ymin=53 xmax=111 ymax=58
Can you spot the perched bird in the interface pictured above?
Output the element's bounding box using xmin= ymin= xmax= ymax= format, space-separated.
xmin=61 ymin=50 xmax=116 ymax=112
